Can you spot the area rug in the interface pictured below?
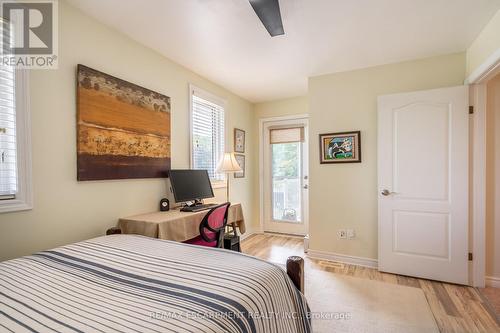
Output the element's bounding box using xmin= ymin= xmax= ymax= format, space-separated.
xmin=304 ymin=268 xmax=439 ymax=333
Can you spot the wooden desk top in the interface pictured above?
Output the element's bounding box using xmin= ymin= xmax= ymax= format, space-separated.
xmin=118 ymin=203 xmax=245 ymax=242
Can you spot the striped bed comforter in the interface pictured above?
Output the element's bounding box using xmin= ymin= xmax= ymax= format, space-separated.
xmin=0 ymin=235 xmax=310 ymax=333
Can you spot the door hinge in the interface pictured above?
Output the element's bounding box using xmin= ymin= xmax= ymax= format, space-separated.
xmin=469 ymin=106 xmax=474 ymax=114
xmin=468 ymin=252 xmax=473 ymax=261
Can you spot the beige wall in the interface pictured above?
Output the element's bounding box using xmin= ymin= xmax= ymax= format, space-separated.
xmin=308 ymin=53 xmax=466 ymax=259
xmin=0 ymin=1 xmax=486 ymax=267
xmin=254 ymin=96 xmax=308 ymax=119
xmin=0 ymin=0 xmax=257 ymax=261
xmin=466 ymin=9 xmax=500 ymax=77
xmin=486 ymin=74 xmax=500 ymax=280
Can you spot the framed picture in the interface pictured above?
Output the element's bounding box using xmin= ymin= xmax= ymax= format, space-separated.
xmin=76 ymin=65 xmax=171 ymax=180
xmin=319 ymin=131 xmax=361 ymax=164
xmin=234 ymin=154 xmax=245 ymax=178
xmin=234 ymin=128 xmax=245 ymax=153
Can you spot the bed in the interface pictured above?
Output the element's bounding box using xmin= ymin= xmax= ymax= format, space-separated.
xmin=0 ymin=234 xmax=310 ymax=333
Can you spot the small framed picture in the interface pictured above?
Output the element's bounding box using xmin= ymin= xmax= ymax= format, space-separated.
xmin=319 ymin=131 xmax=361 ymax=164
xmin=234 ymin=128 xmax=245 ymax=153
xmin=234 ymin=154 xmax=245 ymax=178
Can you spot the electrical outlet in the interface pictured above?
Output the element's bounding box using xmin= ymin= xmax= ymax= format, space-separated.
xmin=337 ymin=229 xmax=347 ymax=239
xmin=346 ymin=229 xmax=356 ymax=239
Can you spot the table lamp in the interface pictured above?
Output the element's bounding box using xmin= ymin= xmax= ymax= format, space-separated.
xmin=216 ymin=152 xmax=242 ymax=200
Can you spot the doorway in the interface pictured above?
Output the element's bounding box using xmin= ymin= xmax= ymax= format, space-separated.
xmin=468 ymin=56 xmax=500 ymax=288
xmin=479 ymin=71 xmax=500 ymax=314
xmin=261 ymin=116 xmax=309 ymax=236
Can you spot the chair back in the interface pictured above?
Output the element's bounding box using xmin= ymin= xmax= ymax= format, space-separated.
xmin=199 ymin=202 xmax=231 ymax=247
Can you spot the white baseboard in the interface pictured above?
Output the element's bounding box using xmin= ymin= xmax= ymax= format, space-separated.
xmin=307 ymin=249 xmax=378 ymax=269
xmin=240 ymin=231 xmax=259 ymax=241
xmin=262 ymin=231 xmax=306 ymax=238
xmin=485 ymin=276 xmax=500 ymax=288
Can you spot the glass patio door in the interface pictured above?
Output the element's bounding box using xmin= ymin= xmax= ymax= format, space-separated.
xmin=263 ymin=119 xmax=308 ymax=235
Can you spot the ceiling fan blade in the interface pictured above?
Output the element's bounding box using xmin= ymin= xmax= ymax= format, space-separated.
xmin=249 ymin=0 xmax=284 ymax=37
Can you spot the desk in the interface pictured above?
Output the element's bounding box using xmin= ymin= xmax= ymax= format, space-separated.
xmin=118 ymin=203 xmax=245 ymax=242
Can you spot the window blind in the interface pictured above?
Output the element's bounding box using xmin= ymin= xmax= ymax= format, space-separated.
xmin=0 ymin=63 xmax=17 ymax=198
xmin=192 ymin=94 xmax=225 ymax=181
xmin=270 ymin=127 xmax=304 ymax=144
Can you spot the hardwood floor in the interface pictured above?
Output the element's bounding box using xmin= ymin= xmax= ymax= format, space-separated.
xmin=241 ymin=233 xmax=500 ymax=333
xmin=478 ymin=287 xmax=500 ymax=323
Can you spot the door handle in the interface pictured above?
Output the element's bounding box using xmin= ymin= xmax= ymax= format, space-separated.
xmin=303 ymin=185 xmax=309 ymax=189
xmin=381 ymin=189 xmax=396 ymax=196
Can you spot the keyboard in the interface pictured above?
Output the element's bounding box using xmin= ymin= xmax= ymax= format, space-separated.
xmin=180 ymin=203 xmax=217 ymax=212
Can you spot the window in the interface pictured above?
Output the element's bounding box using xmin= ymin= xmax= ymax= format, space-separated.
xmin=0 ymin=64 xmax=31 ymax=213
xmin=190 ymin=86 xmax=225 ymax=181
xmin=270 ymin=127 xmax=305 ymax=222
xmin=0 ymin=63 xmax=16 ymax=198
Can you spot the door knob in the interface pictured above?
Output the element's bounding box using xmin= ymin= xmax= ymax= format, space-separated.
xmin=381 ymin=189 xmax=396 ymax=196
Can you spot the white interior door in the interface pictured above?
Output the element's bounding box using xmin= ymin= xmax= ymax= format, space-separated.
xmin=263 ymin=118 xmax=308 ymax=235
xmin=378 ymin=86 xmax=469 ymax=285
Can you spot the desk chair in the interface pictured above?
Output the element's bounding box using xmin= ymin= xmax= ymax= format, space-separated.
xmin=183 ymin=202 xmax=231 ymax=248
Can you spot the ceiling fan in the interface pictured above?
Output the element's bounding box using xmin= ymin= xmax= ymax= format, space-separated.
xmin=248 ymin=0 xmax=284 ymax=37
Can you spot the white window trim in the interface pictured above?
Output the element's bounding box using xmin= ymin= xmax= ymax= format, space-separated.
xmin=188 ymin=84 xmax=227 ymax=186
xmin=0 ymin=69 xmax=32 ymax=213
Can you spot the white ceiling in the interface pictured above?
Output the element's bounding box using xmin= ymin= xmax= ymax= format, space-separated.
xmin=67 ymin=0 xmax=500 ymax=102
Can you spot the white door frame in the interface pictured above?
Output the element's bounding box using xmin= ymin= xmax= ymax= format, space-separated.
xmin=465 ymin=49 xmax=500 ymax=287
xmin=259 ymin=114 xmax=309 ymax=234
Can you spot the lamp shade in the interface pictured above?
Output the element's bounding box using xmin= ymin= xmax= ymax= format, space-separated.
xmin=216 ymin=152 xmax=242 ymax=173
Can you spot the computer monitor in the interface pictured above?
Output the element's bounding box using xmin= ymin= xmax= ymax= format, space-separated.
xmin=168 ymin=169 xmax=214 ymax=203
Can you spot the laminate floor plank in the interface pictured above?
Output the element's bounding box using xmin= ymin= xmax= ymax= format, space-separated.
xmin=241 ymin=233 xmax=500 ymax=333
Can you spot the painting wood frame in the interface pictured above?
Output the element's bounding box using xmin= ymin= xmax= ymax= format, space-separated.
xmin=234 ymin=128 xmax=245 ymax=153
xmin=234 ymin=154 xmax=245 ymax=178
xmin=319 ymin=131 xmax=361 ymax=164
xmin=77 ymin=64 xmax=171 ymax=180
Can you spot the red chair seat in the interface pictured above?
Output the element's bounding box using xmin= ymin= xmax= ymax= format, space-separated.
xmin=183 ymin=235 xmax=217 ymax=247
xmin=181 ymin=202 xmax=231 ymax=248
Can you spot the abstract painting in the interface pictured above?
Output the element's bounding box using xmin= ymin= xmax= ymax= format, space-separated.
xmin=319 ymin=131 xmax=361 ymax=164
xmin=77 ymin=64 xmax=171 ymax=180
